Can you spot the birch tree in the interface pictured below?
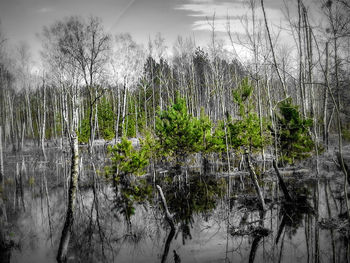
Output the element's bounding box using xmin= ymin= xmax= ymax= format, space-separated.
xmin=45 ymin=16 xmax=110 ymax=153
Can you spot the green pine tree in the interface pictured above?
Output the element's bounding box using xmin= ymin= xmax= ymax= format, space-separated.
xmin=229 ymin=78 xmax=270 ymax=153
xmin=276 ymin=98 xmax=314 ymax=164
xmin=98 ymin=97 xmax=115 ymax=141
xmin=108 ymin=137 xmax=149 ymax=176
xmin=155 ymin=95 xmax=203 ymax=160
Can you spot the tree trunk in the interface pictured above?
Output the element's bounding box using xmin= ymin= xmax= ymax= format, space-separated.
xmin=135 ymin=98 xmax=138 ymax=137
xmin=121 ymin=80 xmax=128 ymax=137
xmin=0 ymin=125 xmax=7 ymax=249
xmin=93 ymin=89 xmax=99 ymax=139
xmin=161 ymin=227 xmax=175 ymax=263
xmin=41 ymin=78 xmax=47 ymax=160
xmin=115 ymin=86 xmax=121 ymax=143
xmin=156 ymin=185 xmax=175 ymax=230
xmin=0 ymin=197 xmax=8 ymax=255
xmin=57 ymin=133 xmax=79 ymax=262
xmin=88 ymin=101 xmax=94 ymax=155
xmin=143 ymin=83 xmax=148 ymax=129
xmin=244 ymin=151 xmax=266 ymax=210
xmin=58 ymin=84 xmax=79 ymax=252
xmin=25 ymin=89 xmax=34 ymax=139
xmin=261 ymin=0 xmax=287 ymax=98
xmin=297 ymin=0 xmax=306 ymax=117
xmin=0 ymin=126 xmax=4 ymax=191
xmin=272 ymin=160 xmax=292 ymax=202
xmin=323 ymin=42 xmax=329 ymax=147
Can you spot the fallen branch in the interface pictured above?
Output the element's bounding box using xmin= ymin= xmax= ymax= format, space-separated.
xmin=273 ymin=160 xmax=293 ymax=202
xmin=156 ymin=185 xmax=175 ymax=230
xmin=336 ymin=152 xmax=350 ymax=184
xmin=244 ymin=151 xmax=266 ymax=211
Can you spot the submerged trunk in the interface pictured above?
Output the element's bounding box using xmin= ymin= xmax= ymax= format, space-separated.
xmin=0 ymin=198 xmax=9 ymax=261
xmin=0 ymin=126 xmax=4 ymax=191
xmin=161 ymin=227 xmax=175 ymax=263
xmin=0 ymin=126 xmax=9 ymax=260
xmin=156 ymin=185 xmax=175 ymax=230
xmin=273 ymin=160 xmax=293 ymax=202
xmin=57 ymin=133 xmax=79 ymax=262
xmin=244 ymin=151 xmax=266 ymax=211
xmin=156 ymin=184 xmax=176 ymax=263
xmin=0 ymin=126 xmax=7 ymax=248
xmin=88 ymin=102 xmax=94 ymax=155
xmin=336 ymin=152 xmax=350 ymax=185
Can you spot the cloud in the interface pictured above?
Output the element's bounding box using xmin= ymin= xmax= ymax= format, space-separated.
xmin=37 ymin=7 xmax=53 ymax=13
xmin=176 ymin=2 xmax=243 ymax=18
xmin=192 ymin=19 xmax=246 ymax=34
xmin=186 ymin=0 xmax=216 ymax=3
xmin=176 ymin=1 xmax=286 ymax=33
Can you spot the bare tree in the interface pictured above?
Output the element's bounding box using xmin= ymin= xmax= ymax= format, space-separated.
xmin=113 ymin=33 xmax=145 ymax=137
xmin=47 ymin=16 xmax=110 ymax=153
xmin=261 ymin=0 xmax=288 ymax=98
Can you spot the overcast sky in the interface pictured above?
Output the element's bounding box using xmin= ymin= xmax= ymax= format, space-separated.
xmin=0 ymin=0 xmax=319 ymax=64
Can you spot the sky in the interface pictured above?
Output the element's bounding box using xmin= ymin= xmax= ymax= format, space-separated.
xmin=0 ymin=0 xmax=319 ymax=64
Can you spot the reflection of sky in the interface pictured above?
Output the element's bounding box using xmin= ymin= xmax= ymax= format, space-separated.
xmin=0 ymin=0 xmax=318 ymax=64
xmin=5 ymin=145 xmax=345 ymax=263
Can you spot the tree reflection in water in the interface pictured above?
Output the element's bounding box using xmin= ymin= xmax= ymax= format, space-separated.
xmin=2 ymin=150 xmax=350 ymax=263
xmin=162 ymin=173 xmax=226 ymax=244
xmin=157 ymin=172 xmax=226 ymax=262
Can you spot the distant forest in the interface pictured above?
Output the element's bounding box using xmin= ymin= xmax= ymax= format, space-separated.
xmin=0 ymin=0 xmax=349 ymax=159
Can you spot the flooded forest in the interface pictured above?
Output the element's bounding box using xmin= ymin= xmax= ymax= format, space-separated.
xmin=1 ymin=0 xmax=350 ymax=262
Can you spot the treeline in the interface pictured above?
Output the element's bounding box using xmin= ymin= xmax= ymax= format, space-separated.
xmin=0 ymin=0 xmax=349 ymax=160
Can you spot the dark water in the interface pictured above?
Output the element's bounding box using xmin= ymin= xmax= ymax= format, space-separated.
xmin=1 ymin=146 xmax=348 ymax=263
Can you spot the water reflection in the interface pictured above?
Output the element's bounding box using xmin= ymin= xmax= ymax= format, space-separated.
xmin=0 ymin=148 xmax=349 ymax=262
xmin=162 ymin=173 xmax=226 ymax=243
xmin=112 ymin=176 xmax=153 ymax=229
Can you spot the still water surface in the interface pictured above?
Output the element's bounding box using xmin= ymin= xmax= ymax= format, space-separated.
xmin=1 ymin=147 xmax=348 ymax=263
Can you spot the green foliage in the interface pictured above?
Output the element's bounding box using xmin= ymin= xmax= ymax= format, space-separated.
xmin=155 ymin=95 xmax=203 ymax=158
xmin=136 ymin=111 xmax=147 ymax=135
xmin=342 ymin=127 xmax=350 ymax=141
xmin=45 ymin=127 xmax=53 ymax=140
xmin=55 ymin=113 xmax=63 ymax=135
xmin=204 ymin=120 xmax=227 ymax=153
xmin=97 ymin=98 xmax=115 ymax=141
xmin=114 ymin=179 xmax=153 ymax=219
xmin=106 ymin=137 xmax=152 ymax=220
xmin=107 ymin=136 xmax=152 ymax=220
xmin=108 ymin=137 xmax=149 ymax=176
xmin=28 ymin=176 xmax=35 ymax=186
xmin=139 ymin=129 xmax=162 ymax=159
xmin=77 ymin=117 xmax=90 ymax=144
xmin=164 ymin=175 xmax=226 ymax=225
xmin=230 ymin=78 xmax=270 ymax=152
xmin=125 ymin=114 xmax=136 ymax=138
xmin=78 ymin=98 xmax=115 ymax=143
xmin=228 ymin=113 xmax=270 ymax=152
xmin=211 ymin=124 xmax=227 ymax=152
xmin=233 ymin=77 xmax=253 ymax=115
xmin=198 ymin=108 xmax=225 ymax=154
xmin=276 ymin=98 xmax=314 ymax=164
